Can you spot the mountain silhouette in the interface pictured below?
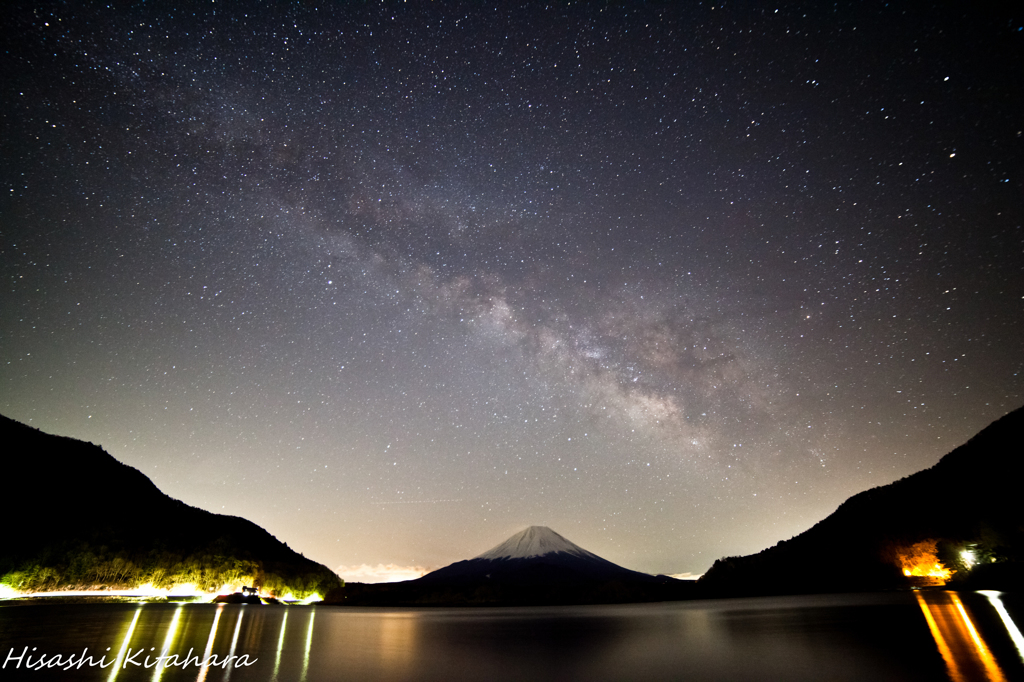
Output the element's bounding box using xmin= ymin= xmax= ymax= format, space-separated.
xmin=699 ymin=406 xmax=1024 ymax=596
xmin=0 ymin=414 xmax=340 ymax=599
xmin=418 ymin=525 xmax=662 ymax=586
xmin=334 ymin=525 xmax=693 ymax=606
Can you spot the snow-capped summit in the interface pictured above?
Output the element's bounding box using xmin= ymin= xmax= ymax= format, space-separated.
xmin=475 ymin=525 xmax=596 ymax=560
xmin=352 ymin=524 xmax=695 ymax=606
xmin=414 ymin=525 xmax=662 ymax=591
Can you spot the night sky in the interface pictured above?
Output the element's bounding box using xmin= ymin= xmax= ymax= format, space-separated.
xmin=3 ymin=2 xmax=1022 ymax=581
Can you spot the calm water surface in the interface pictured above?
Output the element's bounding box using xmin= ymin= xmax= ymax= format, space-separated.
xmin=1 ymin=591 xmax=1022 ymax=681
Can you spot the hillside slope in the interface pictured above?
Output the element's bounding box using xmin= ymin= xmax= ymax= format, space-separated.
xmin=699 ymin=407 xmax=1024 ymax=596
xmin=0 ymin=414 xmax=340 ymax=599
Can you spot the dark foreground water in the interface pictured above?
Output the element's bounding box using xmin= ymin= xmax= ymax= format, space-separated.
xmin=1 ymin=591 xmax=1022 ymax=681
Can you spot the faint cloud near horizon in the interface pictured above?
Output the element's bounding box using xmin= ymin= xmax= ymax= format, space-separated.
xmin=337 ymin=563 xmax=431 ymax=583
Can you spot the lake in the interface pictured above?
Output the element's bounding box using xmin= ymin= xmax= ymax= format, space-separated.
xmin=1 ymin=591 xmax=1021 ymax=681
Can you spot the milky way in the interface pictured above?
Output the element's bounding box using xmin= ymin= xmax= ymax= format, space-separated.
xmin=2 ymin=2 xmax=1022 ymax=577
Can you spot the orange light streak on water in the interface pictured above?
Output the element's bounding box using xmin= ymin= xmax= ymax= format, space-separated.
xmin=951 ymin=593 xmax=1008 ymax=682
xmin=916 ymin=591 xmax=1007 ymax=682
xmin=917 ymin=592 xmax=965 ymax=682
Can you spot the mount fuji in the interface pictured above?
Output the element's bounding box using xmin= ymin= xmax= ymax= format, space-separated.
xmin=417 ymin=526 xmax=661 ymax=586
xmin=334 ymin=526 xmax=695 ymax=606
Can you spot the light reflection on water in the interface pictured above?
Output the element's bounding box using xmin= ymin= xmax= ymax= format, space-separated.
xmin=979 ymin=591 xmax=1024 ymax=667
xmin=106 ymin=607 xmax=142 ymax=682
xmin=267 ymin=608 xmax=285 ymax=682
xmin=0 ymin=592 xmax=1021 ymax=681
xmin=194 ymin=605 xmax=223 ymax=682
xmin=151 ymin=605 xmax=183 ymax=682
xmin=914 ymin=591 xmax=1009 ymax=682
xmin=299 ymin=608 xmax=314 ymax=682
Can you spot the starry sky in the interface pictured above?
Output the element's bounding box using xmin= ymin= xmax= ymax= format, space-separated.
xmin=2 ymin=1 xmax=1022 ymax=581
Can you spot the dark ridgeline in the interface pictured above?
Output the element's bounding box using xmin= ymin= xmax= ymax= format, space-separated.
xmin=5 ymin=404 xmax=1019 ymax=606
xmin=699 ymin=406 xmax=1024 ymax=597
xmin=0 ymin=414 xmax=340 ymax=598
xmin=333 ymin=526 xmax=696 ymax=606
